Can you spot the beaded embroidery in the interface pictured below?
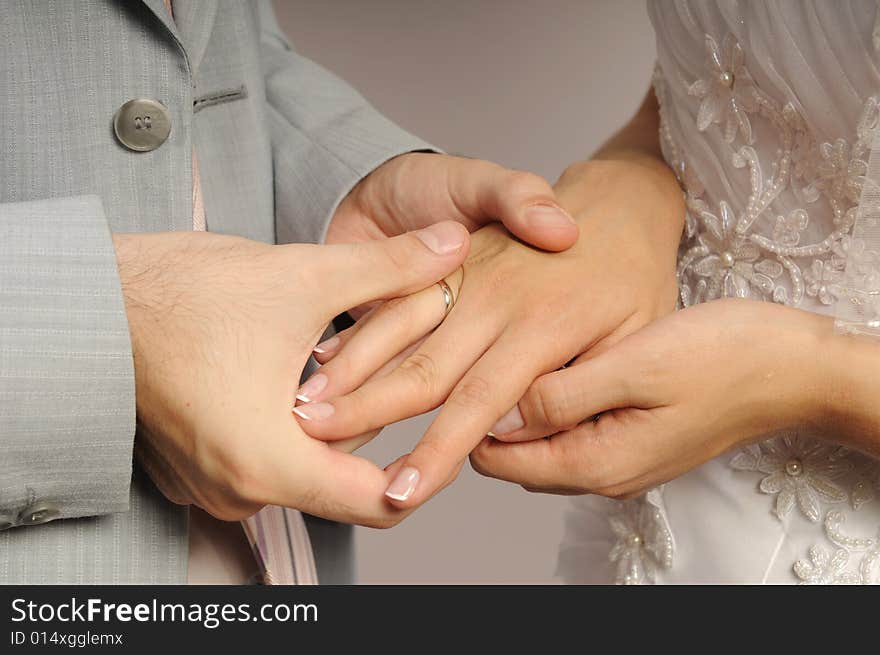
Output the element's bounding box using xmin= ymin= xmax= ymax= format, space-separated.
xmin=607 ymin=497 xmax=673 ymax=585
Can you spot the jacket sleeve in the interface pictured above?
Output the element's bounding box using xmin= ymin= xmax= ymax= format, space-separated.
xmin=0 ymin=195 xmax=135 ymax=530
xmin=255 ymin=0 xmax=436 ymax=245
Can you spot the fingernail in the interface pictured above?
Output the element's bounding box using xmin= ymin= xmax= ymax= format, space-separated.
xmin=489 ymin=405 xmax=524 ymax=436
xmin=313 ymin=336 xmax=340 ymax=354
xmin=525 ymin=204 xmax=575 ymax=228
xmin=296 ymin=373 xmax=328 ymax=403
xmin=385 ymin=467 xmax=420 ymax=502
xmin=416 ymin=222 xmax=465 ymax=255
xmin=292 ymin=402 xmax=335 ymax=421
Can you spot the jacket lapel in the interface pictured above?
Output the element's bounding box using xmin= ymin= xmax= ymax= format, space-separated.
xmin=139 ymin=0 xmax=183 ymax=45
xmin=137 ymin=0 xmax=219 ymax=75
xmin=169 ymin=0 xmax=219 ymax=74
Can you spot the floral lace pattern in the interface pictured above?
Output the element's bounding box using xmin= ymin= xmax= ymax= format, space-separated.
xmin=793 ymin=545 xmax=859 ymax=585
xmin=607 ymin=497 xmax=673 ymax=585
xmin=688 ymin=34 xmax=757 ymax=144
xmin=605 ymin=29 xmax=880 ymax=585
xmin=794 ymin=511 xmax=880 ymax=584
xmin=729 ymin=435 xmax=880 ymax=583
xmin=655 ymin=34 xmax=880 ymax=311
xmin=730 ymin=437 xmax=850 ymax=522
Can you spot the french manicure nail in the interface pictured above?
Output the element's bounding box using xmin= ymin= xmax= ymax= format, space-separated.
xmin=296 ymin=373 xmax=328 ymax=403
xmin=292 ymin=402 xmax=335 ymax=421
xmin=385 ymin=467 xmax=420 ymax=502
xmin=313 ymin=336 xmax=340 ymax=354
xmin=416 ymin=222 xmax=465 ymax=255
xmin=525 ymin=204 xmax=576 ymax=228
xmin=489 ymin=405 xmax=524 ymax=436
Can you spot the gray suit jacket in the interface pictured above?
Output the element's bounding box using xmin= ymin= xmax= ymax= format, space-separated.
xmin=0 ymin=0 xmax=428 ymax=584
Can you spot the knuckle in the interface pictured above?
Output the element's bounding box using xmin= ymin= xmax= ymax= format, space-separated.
xmin=529 ymin=376 xmax=569 ymax=428
xmin=399 ymin=352 xmax=442 ymax=402
xmin=414 ymin=438 xmax=451 ymax=467
xmin=447 ymin=375 xmax=493 ymax=412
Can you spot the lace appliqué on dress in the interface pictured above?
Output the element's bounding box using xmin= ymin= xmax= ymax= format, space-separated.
xmin=793 ymin=545 xmax=860 ymax=584
xmin=794 ymin=511 xmax=880 ymax=584
xmin=607 ymin=493 xmax=673 ymax=585
xmin=841 ymin=0 xmax=880 ymax=335
xmin=656 ymin=34 xmax=880 ymax=311
xmin=733 ymin=437 xmax=880 ymax=584
xmin=833 ymin=110 xmax=880 ymax=336
xmin=688 ymin=34 xmax=757 ymax=144
xmin=730 ymin=437 xmax=849 ymax=523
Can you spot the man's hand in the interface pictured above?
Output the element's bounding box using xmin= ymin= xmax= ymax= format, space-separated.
xmin=327 ymin=153 xmax=578 ymax=252
xmin=114 ymin=222 xmax=468 ymax=527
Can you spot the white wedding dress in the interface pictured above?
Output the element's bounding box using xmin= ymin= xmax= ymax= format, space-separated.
xmin=558 ymin=0 xmax=880 ymax=584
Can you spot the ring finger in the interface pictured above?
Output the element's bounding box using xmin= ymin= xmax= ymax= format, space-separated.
xmin=294 ymin=292 xmax=505 ymax=440
xmin=296 ymin=269 xmax=463 ymax=404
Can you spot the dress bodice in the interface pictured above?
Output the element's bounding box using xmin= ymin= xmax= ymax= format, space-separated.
xmin=654 ymin=0 xmax=880 ymax=314
xmin=559 ymin=0 xmax=880 ymax=584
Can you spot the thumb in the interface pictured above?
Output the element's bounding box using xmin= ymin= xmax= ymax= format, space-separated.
xmin=317 ymin=221 xmax=469 ymax=317
xmin=447 ymin=160 xmax=579 ymax=252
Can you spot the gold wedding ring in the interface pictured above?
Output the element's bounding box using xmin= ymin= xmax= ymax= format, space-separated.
xmin=437 ymin=279 xmax=455 ymax=318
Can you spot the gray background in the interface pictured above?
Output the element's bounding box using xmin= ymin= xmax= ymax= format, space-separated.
xmin=275 ymin=0 xmax=656 ymax=583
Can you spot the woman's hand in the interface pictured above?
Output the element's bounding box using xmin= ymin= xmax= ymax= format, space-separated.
xmin=294 ymin=156 xmax=685 ymax=509
xmin=470 ymin=299 xmax=839 ymax=497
